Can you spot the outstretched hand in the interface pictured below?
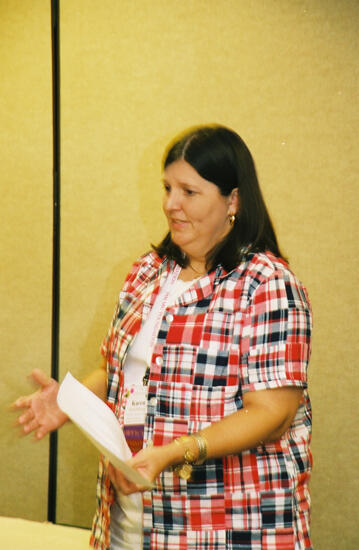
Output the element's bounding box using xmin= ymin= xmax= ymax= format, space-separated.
xmin=11 ymin=368 xmax=68 ymax=440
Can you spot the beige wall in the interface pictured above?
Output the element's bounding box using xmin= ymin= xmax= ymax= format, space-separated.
xmin=1 ymin=1 xmax=358 ymax=548
xmin=0 ymin=1 xmax=53 ymax=522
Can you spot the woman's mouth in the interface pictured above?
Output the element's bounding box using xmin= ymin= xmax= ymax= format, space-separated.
xmin=170 ymin=218 xmax=188 ymax=229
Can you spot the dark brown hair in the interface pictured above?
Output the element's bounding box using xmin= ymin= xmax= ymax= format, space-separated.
xmin=153 ymin=124 xmax=285 ymax=271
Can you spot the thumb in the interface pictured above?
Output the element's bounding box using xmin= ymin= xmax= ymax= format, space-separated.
xmin=29 ymin=368 xmax=54 ymax=389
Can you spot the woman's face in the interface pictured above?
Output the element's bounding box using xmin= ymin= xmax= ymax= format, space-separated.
xmin=162 ymin=159 xmax=238 ymax=263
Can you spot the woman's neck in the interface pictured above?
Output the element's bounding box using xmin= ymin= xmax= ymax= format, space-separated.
xmin=179 ymin=258 xmax=207 ymax=281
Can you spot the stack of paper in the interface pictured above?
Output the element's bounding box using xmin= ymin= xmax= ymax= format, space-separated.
xmin=57 ymin=372 xmax=152 ymax=488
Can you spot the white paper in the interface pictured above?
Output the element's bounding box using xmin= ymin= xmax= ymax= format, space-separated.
xmin=57 ymin=372 xmax=153 ymax=488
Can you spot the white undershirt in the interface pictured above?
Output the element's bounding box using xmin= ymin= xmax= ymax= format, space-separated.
xmin=123 ymin=277 xmax=197 ymax=386
xmin=110 ymin=276 xmax=197 ymax=549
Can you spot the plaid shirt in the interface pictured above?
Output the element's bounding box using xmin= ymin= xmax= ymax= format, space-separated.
xmin=90 ymin=251 xmax=313 ymax=550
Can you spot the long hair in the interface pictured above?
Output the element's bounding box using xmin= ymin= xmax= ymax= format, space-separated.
xmin=153 ymin=124 xmax=286 ymax=271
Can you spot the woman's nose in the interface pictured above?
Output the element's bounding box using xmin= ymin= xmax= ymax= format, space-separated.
xmin=164 ymin=189 xmax=181 ymax=211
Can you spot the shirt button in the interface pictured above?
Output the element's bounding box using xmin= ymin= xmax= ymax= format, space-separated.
xmin=155 ymin=356 xmax=163 ymax=366
xmin=147 ymin=439 xmax=154 ymax=447
xmin=166 ymin=313 xmax=174 ymax=323
xmin=149 ymin=397 xmax=157 ymax=406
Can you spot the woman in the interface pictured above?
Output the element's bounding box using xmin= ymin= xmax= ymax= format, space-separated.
xmin=14 ymin=125 xmax=313 ymax=550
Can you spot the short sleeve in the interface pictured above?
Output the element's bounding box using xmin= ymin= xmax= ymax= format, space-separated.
xmin=241 ymin=269 xmax=312 ymax=394
xmin=100 ymin=298 xmax=121 ymax=360
xmin=99 ymin=252 xmax=159 ymax=362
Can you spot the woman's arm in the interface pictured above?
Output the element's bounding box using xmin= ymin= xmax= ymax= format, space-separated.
xmin=200 ymin=385 xmax=303 ymax=458
xmin=12 ymin=358 xmax=108 ymax=440
xmin=108 ymin=385 xmax=303 ymax=494
xmin=80 ymin=357 xmax=108 ymax=401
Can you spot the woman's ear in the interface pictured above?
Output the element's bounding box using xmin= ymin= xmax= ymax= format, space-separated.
xmin=228 ymin=188 xmax=240 ymax=215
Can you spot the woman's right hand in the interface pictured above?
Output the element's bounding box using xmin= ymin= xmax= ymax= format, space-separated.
xmin=11 ymin=368 xmax=68 ymax=440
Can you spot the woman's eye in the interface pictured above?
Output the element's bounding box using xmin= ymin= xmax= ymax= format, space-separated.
xmin=163 ymin=183 xmax=171 ymax=193
xmin=184 ymin=188 xmax=195 ymax=196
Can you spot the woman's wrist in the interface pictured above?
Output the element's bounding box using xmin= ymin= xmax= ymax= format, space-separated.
xmin=168 ymin=433 xmax=208 ymax=480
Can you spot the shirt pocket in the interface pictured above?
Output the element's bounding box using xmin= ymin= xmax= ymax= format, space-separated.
xmin=158 ymin=343 xmax=241 ymax=389
xmin=151 ymin=415 xmax=189 ymax=445
xmin=149 ymin=490 xmax=264 ymax=532
xmin=260 ymin=489 xmax=294 ymax=530
xmin=151 ymin=379 xmax=241 ymax=424
xmin=260 ymin=489 xmax=295 ymax=548
xmin=165 ymin=310 xmax=237 ymax=351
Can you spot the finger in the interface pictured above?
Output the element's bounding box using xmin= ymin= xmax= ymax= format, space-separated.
xmin=113 ymin=471 xmax=141 ymax=495
xmin=35 ymin=426 xmax=48 ymax=440
xmin=107 ymin=464 xmax=117 ymax=487
xmin=29 ymin=369 xmax=52 ymax=388
xmin=11 ymin=395 xmax=33 ymax=410
xmin=18 ymin=409 xmax=34 ymax=425
xmin=108 ymin=464 xmax=134 ymax=494
xmin=107 ymin=463 xmax=122 ymax=491
xmin=120 ymin=478 xmax=143 ymax=495
xmin=23 ymin=418 xmax=39 ymax=435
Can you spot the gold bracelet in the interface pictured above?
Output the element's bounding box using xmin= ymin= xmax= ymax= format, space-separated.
xmin=173 ymin=436 xmax=195 ymax=480
xmin=192 ymin=433 xmax=208 ymax=465
xmin=172 ymin=434 xmax=208 ymax=480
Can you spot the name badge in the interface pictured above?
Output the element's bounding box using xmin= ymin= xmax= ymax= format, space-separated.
xmin=123 ymin=385 xmax=147 ymax=455
xmin=123 ymin=385 xmax=148 ymax=425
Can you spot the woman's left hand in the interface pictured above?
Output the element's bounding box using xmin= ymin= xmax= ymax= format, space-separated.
xmin=108 ymin=443 xmax=175 ymax=495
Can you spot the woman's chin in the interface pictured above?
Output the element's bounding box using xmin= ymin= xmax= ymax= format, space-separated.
xmin=170 ymin=234 xmax=187 ymax=250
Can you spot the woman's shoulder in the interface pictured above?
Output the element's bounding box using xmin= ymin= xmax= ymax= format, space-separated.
xmin=132 ymin=249 xmax=163 ymax=269
xmin=124 ymin=250 xmax=166 ymax=286
xmin=232 ymin=251 xmax=310 ymax=306
xmin=240 ymin=251 xmax=290 ymax=280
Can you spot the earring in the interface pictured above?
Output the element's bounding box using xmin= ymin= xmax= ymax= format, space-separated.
xmin=229 ymin=214 xmax=236 ymax=225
